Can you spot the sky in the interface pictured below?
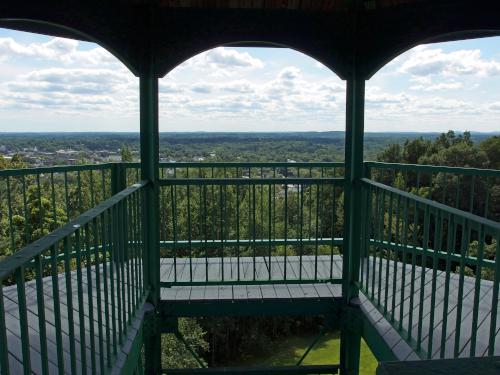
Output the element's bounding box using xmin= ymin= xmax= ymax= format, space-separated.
xmin=0 ymin=28 xmax=499 ymax=133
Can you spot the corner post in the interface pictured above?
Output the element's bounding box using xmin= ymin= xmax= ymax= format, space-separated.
xmin=140 ymin=70 xmax=161 ymax=373
xmin=340 ymin=71 xmax=366 ymax=375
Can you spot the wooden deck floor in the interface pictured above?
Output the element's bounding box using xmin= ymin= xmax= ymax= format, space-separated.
xmin=160 ymin=256 xmax=343 ymax=301
xmin=1 ymin=255 xmax=499 ymax=374
xmin=361 ymin=256 xmax=500 ymax=361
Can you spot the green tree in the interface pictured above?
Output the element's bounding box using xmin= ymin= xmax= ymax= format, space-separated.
xmin=162 ymin=318 xmax=209 ymax=368
xmin=480 ymin=136 xmax=500 ymax=169
xmin=121 ymin=145 xmax=133 ymax=162
xmin=377 ymin=143 xmax=403 ymax=163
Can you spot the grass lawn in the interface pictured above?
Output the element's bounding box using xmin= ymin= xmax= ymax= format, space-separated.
xmin=235 ymin=332 xmax=378 ymax=374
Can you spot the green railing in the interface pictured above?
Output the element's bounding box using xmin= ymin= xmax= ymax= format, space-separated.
xmin=0 ymin=164 xmax=123 ymax=262
xmin=152 ymin=163 xmax=345 ymax=286
xmin=360 ymin=178 xmax=499 ymax=360
xmin=0 ymin=161 xmax=499 ymax=374
xmin=365 ymin=162 xmax=500 ymax=221
xmin=0 ymin=180 xmax=147 ymax=375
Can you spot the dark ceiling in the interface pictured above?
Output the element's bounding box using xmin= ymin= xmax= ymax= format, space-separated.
xmin=0 ymin=0 xmax=499 ymax=79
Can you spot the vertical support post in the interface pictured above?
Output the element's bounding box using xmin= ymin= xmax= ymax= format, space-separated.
xmin=140 ymin=71 xmax=161 ymax=373
xmin=111 ymin=162 xmax=127 ymax=195
xmin=340 ymin=73 xmax=365 ymax=375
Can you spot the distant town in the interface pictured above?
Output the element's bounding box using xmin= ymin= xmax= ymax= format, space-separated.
xmin=0 ymin=131 xmax=497 ymax=167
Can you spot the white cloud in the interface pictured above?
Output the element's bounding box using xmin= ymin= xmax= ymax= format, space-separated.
xmin=178 ymin=47 xmax=264 ymax=77
xmin=159 ymin=80 xmax=181 ymax=93
xmin=219 ymin=80 xmax=255 ymax=94
xmin=157 ymin=66 xmax=345 ymax=125
xmin=0 ymin=37 xmax=118 ymax=66
xmin=0 ymin=67 xmax=136 ymax=115
xmin=315 ymin=61 xmax=326 ymax=69
xmin=205 ymin=47 xmax=263 ymax=68
xmin=487 ymin=102 xmax=500 ymax=111
xmin=409 ymin=81 xmax=463 ymax=91
xmin=399 ymin=45 xmax=500 ymax=77
xmin=190 ymin=83 xmax=213 ymax=94
xmin=7 ymin=68 xmax=131 ymax=94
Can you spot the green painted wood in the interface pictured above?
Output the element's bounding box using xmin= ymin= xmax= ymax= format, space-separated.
xmin=340 ymin=73 xmax=365 ymax=375
xmin=139 ymin=70 xmax=161 ymax=373
xmin=164 ymin=364 xmax=339 ymax=374
xmin=376 ymin=356 xmax=500 ymax=375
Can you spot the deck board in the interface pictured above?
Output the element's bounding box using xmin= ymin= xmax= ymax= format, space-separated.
xmin=2 ymin=255 xmax=499 ymax=374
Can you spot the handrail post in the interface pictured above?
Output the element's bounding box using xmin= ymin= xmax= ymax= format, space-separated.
xmin=340 ymin=70 xmax=365 ymax=375
xmin=111 ymin=162 xmax=127 ymax=195
xmin=140 ymin=67 xmax=161 ymax=373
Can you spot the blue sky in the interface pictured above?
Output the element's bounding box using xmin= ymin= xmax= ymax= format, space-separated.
xmin=0 ymin=28 xmax=499 ymax=133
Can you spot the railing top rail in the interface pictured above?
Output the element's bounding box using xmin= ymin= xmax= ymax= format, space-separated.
xmin=0 ymin=162 xmax=115 ymax=177
xmin=0 ymin=180 xmax=147 ymax=281
xmin=159 ymin=177 xmax=345 ymax=186
xmin=364 ymin=161 xmax=500 ymax=177
xmin=362 ymin=178 xmax=500 ymax=231
xmin=123 ymin=161 xmax=345 ymax=169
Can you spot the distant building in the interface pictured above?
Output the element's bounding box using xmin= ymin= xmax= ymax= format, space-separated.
xmin=107 ymin=155 xmax=122 ymax=162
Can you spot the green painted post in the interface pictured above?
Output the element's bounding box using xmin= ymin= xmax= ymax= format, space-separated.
xmin=340 ymin=72 xmax=365 ymax=375
xmin=140 ymin=71 xmax=161 ymax=373
xmin=111 ymin=162 xmax=127 ymax=195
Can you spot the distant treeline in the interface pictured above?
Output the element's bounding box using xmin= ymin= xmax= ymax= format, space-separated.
xmin=0 ymin=131 xmax=497 ymax=162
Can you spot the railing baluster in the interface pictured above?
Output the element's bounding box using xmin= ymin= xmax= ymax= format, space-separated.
xmin=440 ymin=213 xmax=456 ymax=359
xmin=314 ymin=183 xmax=320 ymax=281
xmin=50 ymin=173 xmax=57 ymax=226
xmin=64 ymin=171 xmax=70 ymax=221
xmin=171 ymin=185 xmax=177 ymax=283
xmin=107 ymin=207 xmax=118 ymax=357
xmin=484 ymin=176 xmax=491 ymax=219
xmin=187 ymin=183 xmax=193 ymax=283
xmin=398 ymin=196 xmax=409 ymax=332
xmin=299 ymin=180 xmax=304 ymax=280
xmin=84 ymin=224 xmax=97 ymax=373
xmin=34 ymin=255 xmax=49 ymax=375
xmin=93 ymin=217 xmax=106 ymax=373
xmin=268 ymin=183 xmax=272 ymax=281
xmin=74 ymin=228 xmax=88 ymax=373
xmin=6 ymin=177 xmax=15 ymax=252
xmin=391 ymin=193 xmax=401 ymax=323
xmin=118 ymin=201 xmax=127 ymax=338
xmin=470 ymin=224 xmax=485 ymax=357
xmin=371 ymin=186 xmax=380 ymax=300
xmin=377 ymin=188 xmax=385 ymax=306
xmin=455 ymin=174 xmax=461 ymax=211
xmin=101 ymin=211 xmax=113 ymax=367
xmin=454 ymin=218 xmax=470 ymax=357
xmin=384 ymin=191 xmax=394 ymax=316
xmin=469 ymin=175 xmax=476 ymax=214
xmin=408 ymin=199 xmax=418 ymax=342
xmin=0 ymin=286 xmax=10 ymax=375
xmin=427 ymin=208 xmax=441 ymax=358
xmin=123 ymin=198 xmax=132 ymax=324
xmin=15 ymin=267 xmax=31 ymax=375
xmin=416 ymin=204 xmax=430 ymax=353
xmin=284 ymin=183 xmax=288 ymax=281
xmin=63 ymin=236 xmax=77 ymax=374
xmin=488 ymin=233 xmax=500 ymax=356
xmin=22 ymin=175 xmax=30 ymax=245
xmin=50 ymin=244 xmax=65 ymax=374
xmin=204 ymin=184 xmax=209 ymax=282
xmin=219 ymin=184 xmax=224 ymax=282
